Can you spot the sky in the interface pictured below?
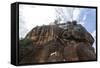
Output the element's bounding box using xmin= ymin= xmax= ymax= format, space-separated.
xmin=19 ymin=4 xmax=96 ymax=52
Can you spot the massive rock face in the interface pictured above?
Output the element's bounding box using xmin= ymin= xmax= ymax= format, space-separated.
xmin=19 ymin=21 xmax=96 ymax=64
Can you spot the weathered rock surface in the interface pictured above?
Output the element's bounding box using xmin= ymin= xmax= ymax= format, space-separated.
xmin=19 ymin=21 xmax=96 ymax=64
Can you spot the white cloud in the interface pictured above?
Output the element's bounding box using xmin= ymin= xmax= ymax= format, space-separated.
xmin=65 ymin=8 xmax=74 ymax=21
xmin=19 ymin=5 xmax=89 ymax=39
xmin=55 ymin=7 xmax=75 ymax=22
xmin=82 ymin=14 xmax=87 ymax=21
xmin=19 ymin=5 xmax=80 ymax=38
xmin=73 ymin=8 xmax=81 ymax=21
xmin=78 ymin=21 xmax=85 ymax=26
xmin=91 ymin=30 xmax=96 ymax=37
xmin=19 ymin=5 xmax=56 ymax=38
xmin=78 ymin=10 xmax=88 ymax=27
xmin=55 ymin=7 xmax=82 ymax=22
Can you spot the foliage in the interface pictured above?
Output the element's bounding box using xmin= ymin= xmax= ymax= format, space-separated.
xmin=19 ymin=38 xmax=32 ymax=47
